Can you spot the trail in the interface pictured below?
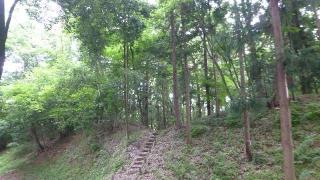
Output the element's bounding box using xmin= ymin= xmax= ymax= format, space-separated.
xmin=112 ymin=128 xmax=182 ymax=180
xmin=112 ymin=131 xmax=158 ymax=180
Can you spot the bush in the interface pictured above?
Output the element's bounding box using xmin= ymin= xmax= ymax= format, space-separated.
xmin=167 ymin=156 xmax=196 ymax=179
xmin=0 ymin=133 xmax=11 ymax=151
xmin=191 ymin=125 xmax=209 ymax=138
xmin=303 ymin=111 xmax=320 ymax=122
xmin=209 ymin=152 xmax=238 ymax=180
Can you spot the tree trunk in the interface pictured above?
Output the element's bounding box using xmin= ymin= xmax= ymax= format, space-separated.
xmin=202 ymin=27 xmax=211 ymax=116
xmin=0 ymin=0 xmax=6 ymax=78
xmin=142 ymin=71 xmax=149 ymax=127
xmin=240 ymin=0 xmax=264 ymax=97
xmin=313 ymin=7 xmax=320 ymax=40
xmin=270 ymin=0 xmax=296 ymax=179
xmin=31 ymin=125 xmax=44 ymax=151
xmin=213 ymin=65 xmax=220 ymax=117
xmin=161 ymin=80 xmax=167 ymax=128
xmin=0 ymin=0 xmax=19 ymax=79
xmin=209 ymin=51 xmax=233 ymax=101
xmin=184 ymin=57 xmax=192 ymax=145
xmin=181 ymin=3 xmax=191 ymax=144
xmin=240 ymin=48 xmax=253 ymax=162
xmin=170 ymin=12 xmax=182 ymax=128
xmin=124 ymin=43 xmax=129 ymax=141
xmin=196 ymin=75 xmax=202 ymax=118
xmin=235 ymin=0 xmax=253 ymax=161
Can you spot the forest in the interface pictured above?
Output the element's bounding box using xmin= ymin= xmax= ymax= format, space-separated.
xmin=0 ymin=0 xmax=320 ymax=179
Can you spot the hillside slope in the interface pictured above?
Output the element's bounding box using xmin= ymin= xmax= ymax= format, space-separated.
xmin=0 ymin=95 xmax=319 ymax=179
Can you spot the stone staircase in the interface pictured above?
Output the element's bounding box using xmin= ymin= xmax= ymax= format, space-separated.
xmin=112 ymin=131 xmax=157 ymax=180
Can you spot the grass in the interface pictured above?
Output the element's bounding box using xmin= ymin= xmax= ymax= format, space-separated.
xmin=0 ymin=129 xmax=144 ymax=180
xmin=0 ymin=144 xmax=33 ymax=175
xmin=162 ymin=95 xmax=320 ymax=179
xmin=1 ymin=95 xmax=319 ymax=179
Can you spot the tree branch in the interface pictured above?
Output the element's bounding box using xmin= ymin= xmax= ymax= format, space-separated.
xmin=4 ymin=0 xmax=19 ymax=43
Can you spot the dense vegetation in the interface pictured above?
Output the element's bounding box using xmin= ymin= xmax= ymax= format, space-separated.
xmin=0 ymin=0 xmax=319 ymax=179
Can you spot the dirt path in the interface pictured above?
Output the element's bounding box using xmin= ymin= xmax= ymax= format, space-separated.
xmin=112 ymin=128 xmax=183 ymax=180
xmin=112 ymin=131 xmax=158 ymax=180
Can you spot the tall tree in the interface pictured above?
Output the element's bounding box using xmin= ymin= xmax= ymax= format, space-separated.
xmin=0 ymin=0 xmax=19 ymax=79
xmin=180 ymin=2 xmax=191 ymax=144
xmin=170 ymin=11 xmax=182 ymax=129
xmin=234 ymin=0 xmax=252 ymax=161
xmin=270 ymin=0 xmax=296 ymax=179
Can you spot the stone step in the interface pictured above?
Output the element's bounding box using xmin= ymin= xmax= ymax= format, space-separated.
xmin=127 ymin=167 xmax=141 ymax=175
xmin=131 ymin=164 xmax=143 ymax=169
xmin=145 ymin=142 xmax=154 ymax=146
xmin=134 ymin=156 xmax=146 ymax=161
xmin=144 ymin=145 xmax=152 ymax=149
xmin=141 ymin=148 xmax=150 ymax=153
xmin=138 ymin=152 xmax=148 ymax=157
xmin=133 ymin=161 xmax=143 ymax=165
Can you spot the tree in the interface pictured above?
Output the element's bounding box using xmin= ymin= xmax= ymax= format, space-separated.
xmin=0 ymin=0 xmax=20 ymax=79
xmin=170 ymin=11 xmax=182 ymax=129
xmin=180 ymin=1 xmax=191 ymax=144
xmin=270 ymin=0 xmax=296 ymax=179
xmin=234 ymin=0 xmax=252 ymax=161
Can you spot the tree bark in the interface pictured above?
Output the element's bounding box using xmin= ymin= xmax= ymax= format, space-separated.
xmin=184 ymin=56 xmax=192 ymax=145
xmin=313 ymin=7 xmax=320 ymax=40
xmin=123 ymin=43 xmax=129 ymax=141
xmin=208 ymin=50 xmax=234 ymax=101
xmin=239 ymin=50 xmax=252 ymax=161
xmin=202 ymin=26 xmax=211 ymax=116
xmin=235 ymin=0 xmax=253 ymax=161
xmin=161 ymin=80 xmax=167 ymax=128
xmin=0 ymin=0 xmax=19 ymax=79
xmin=213 ymin=65 xmax=220 ymax=117
xmin=31 ymin=125 xmax=44 ymax=151
xmin=170 ymin=12 xmax=182 ymax=128
xmin=142 ymin=70 xmax=149 ymax=127
xmin=181 ymin=3 xmax=191 ymax=144
xmin=242 ymin=0 xmax=264 ymax=97
xmin=196 ymin=74 xmax=202 ymax=118
xmin=270 ymin=0 xmax=296 ymax=179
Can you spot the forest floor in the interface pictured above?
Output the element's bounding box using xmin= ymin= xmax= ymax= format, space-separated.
xmin=0 ymin=95 xmax=320 ymax=179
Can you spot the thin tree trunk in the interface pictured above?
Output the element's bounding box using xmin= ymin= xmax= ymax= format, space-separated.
xmin=270 ymin=0 xmax=296 ymax=179
xmin=0 ymin=0 xmax=19 ymax=79
xmin=202 ymin=27 xmax=211 ymax=116
xmin=235 ymin=0 xmax=253 ymax=161
xmin=239 ymin=48 xmax=252 ymax=162
xmin=213 ymin=65 xmax=220 ymax=117
xmin=31 ymin=125 xmax=44 ymax=151
xmin=124 ymin=43 xmax=129 ymax=141
xmin=161 ymin=80 xmax=167 ymax=128
xmin=170 ymin=12 xmax=181 ymax=128
xmin=142 ymin=70 xmax=149 ymax=127
xmin=314 ymin=7 xmax=320 ymax=40
xmin=196 ymin=75 xmax=202 ymax=118
xmin=208 ymin=51 xmax=234 ymax=101
xmin=0 ymin=0 xmax=6 ymax=79
xmin=184 ymin=57 xmax=192 ymax=145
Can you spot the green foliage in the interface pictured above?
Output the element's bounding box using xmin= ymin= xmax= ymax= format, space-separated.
xmin=191 ymin=124 xmax=209 ymax=138
xmin=167 ymin=155 xmax=197 ymax=179
xmin=0 ymin=144 xmax=33 ymax=175
xmin=206 ymin=152 xmax=238 ymax=180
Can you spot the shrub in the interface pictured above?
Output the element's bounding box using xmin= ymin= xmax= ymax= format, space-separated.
xmin=191 ymin=125 xmax=209 ymax=138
